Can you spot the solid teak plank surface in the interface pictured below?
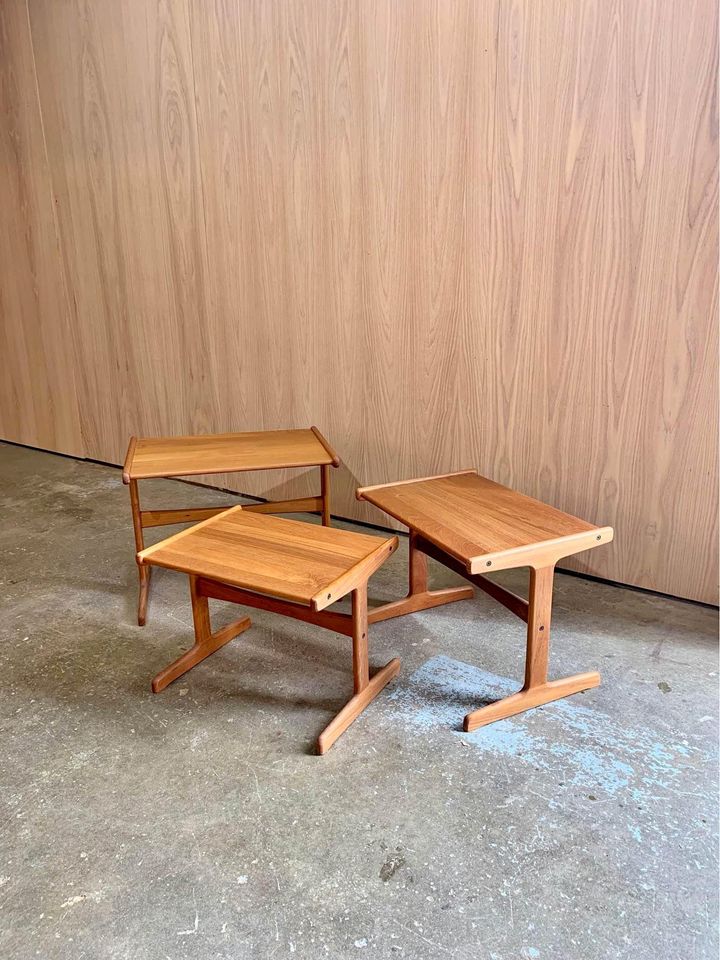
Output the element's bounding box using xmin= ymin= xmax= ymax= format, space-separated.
xmin=358 ymin=472 xmax=613 ymax=574
xmin=125 ymin=428 xmax=337 ymax=480
xmin=138 ymin=507 xmax=397 ymax=611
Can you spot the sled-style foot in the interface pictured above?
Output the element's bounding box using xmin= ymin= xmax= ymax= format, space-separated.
xmin=463 ymin=670 xmax=601 ymax=732
xmin=317 ymin=657 xmax=401 ymax=755
xmin=368 ymin=585 xmax=473 ymax=624
xmin=152 ymin=615 xmax=251 ymax=693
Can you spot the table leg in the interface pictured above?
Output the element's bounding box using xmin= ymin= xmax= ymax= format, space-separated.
xmin=317 ymin=583 xmax=400 ymax=753
xmin=352 ymin=587 xmax=370 ymax=693
xmin=463 ymin=565 xmax=600 ymax=731
xmin=151 ymin=575 xmax=251 ymax=693
xmin=128 ymin=478 xmax=152 ymax=626
xmin=367 ymin=532 xmax=473 ymax=624
xmin=320 ymin=464 xmax=331 ymax=526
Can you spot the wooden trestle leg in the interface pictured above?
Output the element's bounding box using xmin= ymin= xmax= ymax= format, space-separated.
xmin=320 ymin=463 xmax=331 ymax=526
xmin=147 ymin=572 xmax=397 ymax=751
xmin=151 ymin=575 xmax=251 ymax=693
xmin=463 ymin=565 xmax=600 ymax=731
xmin=367 ymin=532 xmax=474 ymax=624
xmin=316 ymin=584 xmax=400 ymax=754
xmin=128 ymin=478 xmax=152 ymax=626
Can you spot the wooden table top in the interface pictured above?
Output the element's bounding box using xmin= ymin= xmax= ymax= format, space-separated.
xmin=358 ymin=471 xmax=613 ymax=573
xmin=123 ymin=427 xmax=339 ymax=481
xmin=138 ymin=507 xmax=397 ymax=610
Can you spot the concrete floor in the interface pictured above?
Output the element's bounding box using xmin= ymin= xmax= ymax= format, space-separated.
xmin=0 ymin=441 xmax=717 ymax=960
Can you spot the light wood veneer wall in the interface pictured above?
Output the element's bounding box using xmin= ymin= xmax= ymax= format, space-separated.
xmin=0 ymin=0 xmax=717 ymax=602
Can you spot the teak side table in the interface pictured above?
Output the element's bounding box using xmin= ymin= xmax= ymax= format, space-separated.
xmin=123 ymin=427 xmax=340 ymax=626
xmin=137 ymin=506 xmax=400 ymax=753
xmin=357 ymin=470 xmax=614 ymax=731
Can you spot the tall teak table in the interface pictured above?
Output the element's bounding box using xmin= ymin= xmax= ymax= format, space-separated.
xmin=137 ymin=506 xmax=400 ymax=753
xmin=357 ymin=470 xmax=613 ymax=731
xmin=123 ymin=427 xmax=340 ymax=626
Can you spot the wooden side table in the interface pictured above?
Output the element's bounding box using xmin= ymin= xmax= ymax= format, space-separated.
xmin=357 ymin=470 xmax=613 ymax=731
xmin=123 ymin=427 xmax=340 ymax=626
xmin=137 ymin=506 xmax=399 ymax=754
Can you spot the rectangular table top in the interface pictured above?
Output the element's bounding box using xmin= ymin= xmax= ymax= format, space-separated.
xmin=124 ymin=427 xmax=339 ymax=481
xmin=138 ymin=507 xmax=397 ymax=610
xmin=358 ymin=471 xmax=613 ymax=573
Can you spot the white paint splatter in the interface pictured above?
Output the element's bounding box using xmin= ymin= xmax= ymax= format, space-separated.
xmin=60 ymin=895 xmax=86 ymax=909
xmin=177 ymin=888 xmax=199 ymax=936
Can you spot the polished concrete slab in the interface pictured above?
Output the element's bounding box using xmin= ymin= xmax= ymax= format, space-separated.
xmin=0 ymin=441 xmax=717 ymax=960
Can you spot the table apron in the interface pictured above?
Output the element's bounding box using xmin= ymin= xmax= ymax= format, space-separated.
xmin=413 ymin=534 xmax=529 ymax=623
xmin=195 ymin=576 xmax=355 ymax=637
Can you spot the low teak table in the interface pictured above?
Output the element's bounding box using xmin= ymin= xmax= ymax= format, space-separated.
xmin=137 ymin=506 xmax=399 ymax=753
xmin=123 ymin=427 xmax=340 ymax=626
xmin=357 ymin=470 xmax=613 ymax=731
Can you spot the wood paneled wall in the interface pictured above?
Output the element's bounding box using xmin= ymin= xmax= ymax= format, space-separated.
xmin=0 ymin=1 xmax=83 ymax=456
xmin=0 ymin=0 xmax=717 ymax=602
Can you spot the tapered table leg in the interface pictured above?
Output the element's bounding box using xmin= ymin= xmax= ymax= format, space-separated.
xmin=317 ymin=583 xmax=400 ymax=753
xmin=463 ymin=565 xmax=600 ymax=731
xmin=128 ymin=478 xmax=152 ymax=626
xmin=137 ymin=564 xmax=152 ymax=628
xmin=320 ymin=464 xmax=331 ymax=526
xmin=368 ymin=532 xmax=473 ymax=624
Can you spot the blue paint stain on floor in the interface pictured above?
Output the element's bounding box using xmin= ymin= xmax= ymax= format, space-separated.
xmin=375 ymin=656 xmax=718 ymax=960
xmin=386 ymin=655 xmax=715 ymax=814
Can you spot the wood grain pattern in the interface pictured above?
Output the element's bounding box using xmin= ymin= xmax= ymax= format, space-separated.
xmin=138 ymin=506 xmax=398 ymax=611
xmin=0 ymin=0 xmax=717 ymax=601
xmin=358 ymin=471 xmax=613 ymax=574
xmin=26 ymin=0 xmax=215 ymax=457
xmin=0 ymin=0 xmax=83 ymax=455
xmin=123 ymin=426 xmax=338 ymax=624
xmin=126 ymin=428 xmax=336 ymax=479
